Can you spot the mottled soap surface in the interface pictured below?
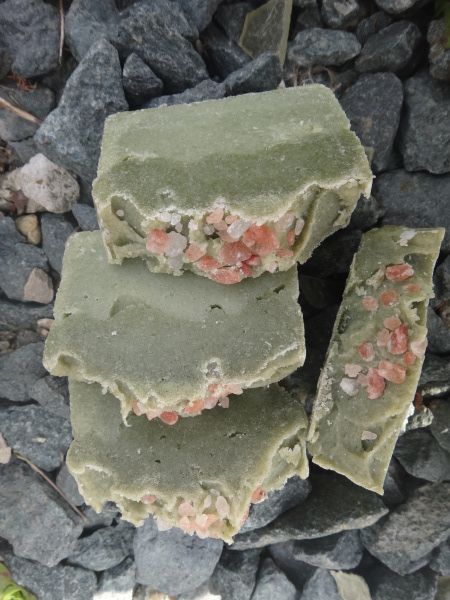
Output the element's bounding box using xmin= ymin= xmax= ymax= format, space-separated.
xmin=308 ymin=226 xmax=444 ymax=494
xmin=67 ymin=380 xmax=309 ymax=542
xmin=92 ymin=85 xmax=372 ymax=278
xmin=43 ymin=232 xmax=305 ymax=419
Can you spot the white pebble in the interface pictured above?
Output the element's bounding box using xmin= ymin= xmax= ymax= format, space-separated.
xmin=339 ymin=378 xmax=359 ymax=396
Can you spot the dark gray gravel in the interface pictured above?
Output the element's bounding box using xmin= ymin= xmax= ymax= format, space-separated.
xmin=288 ymin=530 xmax=363 ymax=570
xmin=122 ymin=53 xmax=164 ymax=106
xmin=0 ymin=300 xmax=53 ymax=332
xmin=203 ymin=24 xmax=251 ymax=79
xmin=210 ymin=548 xmax=261 ymax=600
xmin=71 ymin=203 xmax=99 ymax=231
xmin=0 ymin=83 xmax=55 ymax=143
xmin=41 ymin=213 xmax=76 ymax=274
xmin=56 ymin=464 xmax=85 ymax=507
xmin=287 ymin=27 xmax=361 ymax=67
xmin=0 ymin=342 xmax=46 ymax=402
xmin=394 ymin=429 xmax=450 ymax=483
xmin=145 ymin=79 xmax=225 ymax=108
xmin=224 ymin=52 xmax=282 ymax=95
xmin=367 ymin=564 xmax=437 ymax=600
xmin=29 ymin=375 xmax=70 ymax=420
xmin=68 ymin=522 xmax=134 ymax=571
xmin=356 ymin=11 xmax=392 ymax=45
xmin=251 ymin=557 xmax=298 ymax=600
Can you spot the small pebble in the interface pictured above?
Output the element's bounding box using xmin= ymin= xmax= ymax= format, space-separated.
xmin=15 ymin=214 xmax=41 ymax=245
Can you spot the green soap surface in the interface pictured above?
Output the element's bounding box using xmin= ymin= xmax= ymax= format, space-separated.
xmin=92 ymin=85 xmax=372 ymax=278
xmin=308 ymin=226 xmax=444 ymax=494
xmin=67 ymin=380 xmax=309 ymax=542
xmin=43 ymin=231 xmax=305 ymax=419
xmin=331 ymin=572 xmax=372 ymax=600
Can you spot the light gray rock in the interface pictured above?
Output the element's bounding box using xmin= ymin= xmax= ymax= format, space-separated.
xmin=287 ymin=28 xmax=361 ymax=68
xmin=215 ymin=2 xmax=252 ymax=42
xmin=269 ymin=542 xmax=317 ymax=590
xmin=361 ymin=482 xmax=450 ymax=575
xmin=301 ymin=569 xmax=340 ymax=600
xmin=399 ymin=70 xmax=450 ymax=175
xmin=68 ymin=522 xmax=134 ymax=571
xmin=65 ymin=0 xmax=119 ymax=61
xmin=374 ymin=0 xmax=425 ymax=12
xmin=134 ymin=517 xmax=223 ymax=596
xmin=0 ymin=342 xmax=46 ymax=402
xmin=210 ymin=548 xmax=261 ymax=600
xmin=251 ymin=557 xmax=297 ymax=600
xmin=0 ymin=461 xmax=83 ymax=567
xmin=348 ymin=195 xmax=384 ymax=230
xmin=419 ymin=354 xmax=450 ymax=399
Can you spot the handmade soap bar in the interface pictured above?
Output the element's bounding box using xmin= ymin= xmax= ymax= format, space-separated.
xmin=67 ymin=380 xmax=309 ymax=542
xmin=43 ymin=231 xmax=305 ymax=423
xmin=93 ymin=85 xmax=372 ymax=284
xmin=308 ymin=226 xmax=444 ymax=494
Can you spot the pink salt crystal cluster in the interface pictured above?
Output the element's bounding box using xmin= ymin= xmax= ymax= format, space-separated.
xmin=131 ymin=382 xmax=243 ymax=425
xmin=341 ymin=262 xmax=427 ymax=401
xmin=145 ymin=208 xmax=305 ymax=284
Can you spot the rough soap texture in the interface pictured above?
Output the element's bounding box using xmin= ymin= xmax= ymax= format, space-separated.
xmin=308 ymin=226 xmax=444 ymax=494
xmin=92 ymin=85 xmax=372 ymax=282
xmin=43 ymin=231 xmax=305 ymax=421
xmin=67 ymin=380 xmax=309 ymax=543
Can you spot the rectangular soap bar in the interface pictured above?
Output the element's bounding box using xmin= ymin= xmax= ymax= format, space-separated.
xmin=308 ymin=226 xmax=444 ymax=494
xmin=67 ymin=380 xmax=309 ymax=543
xmin=43 ymin=231 xmax=305 ymax=423
xmin=93 ymin=85 xmax=372 ymax=284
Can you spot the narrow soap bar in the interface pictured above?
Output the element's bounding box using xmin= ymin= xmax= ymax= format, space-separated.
xmin=67 ymin=380 xmax=309 ymax=543
xmin=308 ymin=226 xmax=444 ymax=494
xmin=93 ymin=85 xmax=372 ymax=284
xmin=43 ymin=231 xmax=305 ymax=423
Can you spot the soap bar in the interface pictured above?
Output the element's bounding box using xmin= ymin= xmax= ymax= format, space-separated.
xmin=308 ymin=226 xmax=444 ymax=494
xmin=67 ymin=380 xmax=309 ymax=542
xmin=43 ymin=231 xmax=305 ymax=423
xmin=93 ymin=85 xmax=372 ymax=284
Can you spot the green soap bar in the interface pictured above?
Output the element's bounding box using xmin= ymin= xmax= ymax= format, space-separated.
xmin=67 ymin=380 xmax=309 ymax=543
xmin=43 ymin=231 xmax=305 ymax=421
xmin=238 ymin=0 xmax=293 ymax=64
xmin=308 ymin=226 xmax=444 ymax=494
xmin=93 ymin=86 xmax=372 ymax=284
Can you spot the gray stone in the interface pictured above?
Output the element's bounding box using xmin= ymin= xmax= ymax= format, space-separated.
xmin=215 ymin=2 xmax=252 ymax=42
xmin=289 ymin=530 xmax=363 ymax=570
xmin=95 ymin=557 xmax=136 ymax=600
xmin=361 ymin=481 xmax=450 ymax=575
xmin=10 ymin=138 xmax=41 ymax=165
xmin=356 ymin=20 xmax=422 ymax=74
xmin=231 ymin=472 xmax=388 ymax=550
xmin=0 ymin=217 xmax=49 ymax=303
xmin=429 ymin=19 xmax=450 ymax=81
xmin=419 ymin=354 xmax=450 ymax=399
xmin=340 ymin=72 xmax=403 ymax=173
xmin=348 ymin=195 xmax=384 ymax=230
xmin=303 ymin=229 xmax=361 ymax=277
xmin=145 ymin=79 xmax=226 ymax=108
xmin=0 ymin=83 xmax=55 ymax=143
xmin=0 ymin=404 xmax=72 ymax=471
xmin=134 ymin=517 xmax=223 ymax=596
xmin=368 ymin=564 xmax=437 ymax=600
xmin=0 ymin=0 xmax=59 ymax=78
xmin=394 ymin=429 xmax=450 ymax=483
xmin=251 ymin=557 xmax=297 ymax=600
xmin=1 ymin=550 xmax=97 ymax=600
xmin=294 ymin=3 xmax=323 ymax=30
xmin=68 ymin=522 xmax=134 ymax=571
xmin=431 ymin=400 xmax=450 ymax=454
xmin=321 ymin=0 xmax=361 ymax=29
xmin=0 ymin=300 xmax=53 ymax=332
xmin=72 ymin=203 xmax=99 ymax=231
xmin=374 ymin=170 xmax=450 ymax=253
xmin=427 ymin=306 xmax=450 ymax=355
xmin=83 ymin=503 xmax=119 ymax=529
xmin=180 ymin=0 xmax=223 ymax=31
xmin=204 ymin=24 xmax=250 ymax=79
xmin=224 ymin=52 xmax=282 ymax=95
xmin=41 ymin=213 xmax=75 ymax=274
xmin=435 ymin=255 xmax=450 ymax=300
xmin=399 ymin=70 xmax=450 ymax=175
xmin=356 ymin=11 xmax=392 ymax=44
xmin=30 ymin=375 xmax=70 ymax=420
xmin=35 ymin=39 xmax=128 ymax=182
xmin=118 ymin=0 xmax=208 ymax=93
xmin=210 ymin=548 xmax=260 ymax=600
xmin=241 ymin=476 xmax=311 ymax=533
xmin=382 ymin=458 xmax=406 ymax=506
xmin=269 ymin=542 xmax=317 ymax=590
xmin=431 ymin=539 xmax=450 ymax=576
xmin=0 ymin=461 xmax=83 ymax=566
xmin=65 ymin=0 xmax=119 ymax=62
xmin=0 ymin=39 xmax=11 ymax=80
xmin=57 ymin=464 xmax=84 ymax=507
xmin=287 ymin=28 xmax=361 ymax=68
xmin=41 ymin=55 xmax=78 ymax=102
xmin=123 ymin=53 xmax=164 ymax=106
xmin=374 ymin=0 xmax=426 ymax=13
xmin=301 ymin=569 xmax=340 ymax=600
xmin=0 ymin=342 xmax=46 ymax=402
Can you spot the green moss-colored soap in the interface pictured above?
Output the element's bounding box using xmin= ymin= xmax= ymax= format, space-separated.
xmin=43 ymin=231 xmax=305 ymax=421
xmin=308 ymin=226 xmax=444 ymax=494
xmin=67 ymin=380 xmax=309 ymax=543
xmin=92 ymin=86 xmax=372 ymax=284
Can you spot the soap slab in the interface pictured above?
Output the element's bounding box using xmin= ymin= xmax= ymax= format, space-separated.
xmin=43 ymin=231 xmax=305 ymax=422
xmin=93 ymin=85 xmax=372 ymax=284
xmin=67 ymin=380 xmax=309 ymax=543
xmin=308 ymin=226 xmax=444 ymax=494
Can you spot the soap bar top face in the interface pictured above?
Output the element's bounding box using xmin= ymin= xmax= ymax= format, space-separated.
xmin=93 ymin=85 xmax=372 ymax=283
xmin=67 ymin=380 xmax=309 ymax=542
xmin=308 ymin=226 xmax=444 ymax=494
xmin=43 ymin=231 xmax=305 ymax=422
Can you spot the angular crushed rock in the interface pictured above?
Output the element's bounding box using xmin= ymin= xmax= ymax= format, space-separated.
xmin=394 ymin=429 xmax=450 ymax=483
xmin=41 ymin=214 xmax=76 ymax=274
xmin=224 ymin=52 xmax=282 ymax=95
xmin=145 ymin=79 xmax=225 ymax=109
xmin=95 ymin=557 xmax=136 ymax=600
xmin=288 ymin=530 xmax=363 ymax=570
xmin=0 ymin=461 xmax=83 ymax=567
xmin=122 ymin=53 xmax=164 ymax=106
xmin=180 ymin=0 xmax=223 ymax=31
xmin=0 ymin=342 xmax=46 ymax=402
xmin=68 ymin=522 xmax=134 ymax=571
xmin=203 ymin=23 xmax=250 ymax=78
xmin=0 ymin=300 xmax=53 ymax=332
xmin=56 ymin=464 xmax=85 ymax=507
xmin=367 ymin=563 xmax=437 ymax=600
xmin=428 ymin=19 xmax=450 ymax=81
xmin=30 ymin=375 xmax=70 ymax=419
xmin=0 ymin=82 xmax=55 ymax=142
xmin=71 ymin=204 xmax=99 ymax=231
xmin=430 ymin=400 xmax=450 ymax=453
xmin=251 ymin=557 xmax=297 ymax=600
xmin=210 ymin=548 xmax=261 ymax=600
xmin=287 ymin=28 xmax=361 ymax=68
xmin=65 ymin=0 xmax=119 ymax=61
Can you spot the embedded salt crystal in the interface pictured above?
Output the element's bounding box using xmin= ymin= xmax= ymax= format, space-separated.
xmin=377 ymin=360 xmax=406 ymax=384
xmin=410 ymin=338 xmax=427 ymax=357
xmin=203 ymin=224 xmax=215 ymax=236
xmin=366 ymin=368 xmax=385 ymax=400
xmin=379 ymin=289 xmax=399 ymax=306
xmin=275 ymin=212 xmax=296 ymax=232
xmin=227 ymin=219 xmax=251 ymax=240
xmin=340 ymin=377 xmax=359 ymax=396
xmin=383 ymin=316 xmax=402 ymax=330
xmin=358 ymin=342 xmax=374 ymax=361
xmin=178 ymin=500 xmax=195 ymax=517
xmin=165 ymin=231 xmax=187 ymax=257
xmin=362 ymin=296 xmax=378 ymax=311
xmin=141 ymin=494 xmax=156 ymax=504
xmin=215 ymin=495 xmax=230 ymax=517
xmin=159 ymin=211 xmax=172 ymax=222
xmin=206 ymin=207 xmax=224 ymax=224
xmin=175 ymin=223 xmax=183 ymax=233
xmin=344 ymin=363 xmax=362 ymax=378
xmin=188 ymin=219 xmax=198 ymax=230
xmin=170 ymin=213 xmax=181 ymax=225
xmin=399 ymin=230 xmax=416 ymax=246
xmin=295 ymin=218 xmax=305 ymax=235
xmin=361 ymin=430 xmax=377 ymax=441
xmin=366 ymin=268 xmax=385 ymax=289
xmin=377 ymin=328 xmax=391 ymax=347
xmin=167 ymin=255 xmax=184 ymax=271
xmin=116 ymin=209 xmax=125 ymax=218
xmin=203 ymin=495 xmax=212 ymax=509
xmin=387 ymin=324 xmax=409 ymax=355
xmin=385 ymin=263 xmax=414 ymax=282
